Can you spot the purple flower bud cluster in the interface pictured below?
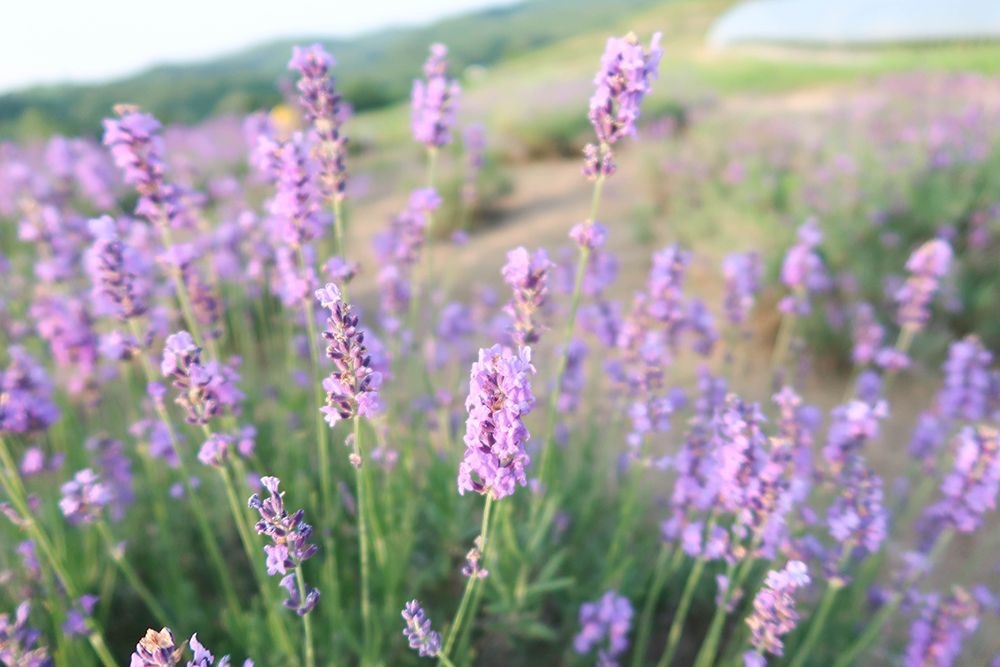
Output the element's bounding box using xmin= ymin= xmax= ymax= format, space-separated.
xmin=30 ymin=293 xmax=100 ymax=399
xmin=779 ymin=219 xmax=829 ymax=315
xmin=722 ymin=251 xmax=762 ymax=327
xmin=268 ymin=134 xmax=328 ymax=249
xmin=585 ymin=32 xmax=663 ymax=176
xmin=289 ymin=44 xmax=349 ymax=203
xmin=501 ymin=247 xmax=553 ymax=346
xmin=0 ymin=602 xmax=52 ymax=667
xmin=573 ymin=590 xmax=634 ymax=667
xmin=458 ymin=345 xmax=536 ymax=500
xmin=744 ymin=561 xmax=810 ymax=667
xmin=0 ymin=347 xmax=59 ymax=435
xmin=86 ymin=215 xmax=147 ymax=320
xmin=102 ymin=106 xmax=166 ymax=212
xmin=821 ymin=398 xmax=889 ymax=478
xmin=161 ymin=332 xmax=245 ymax=425
xmin=87 ymin=436 xmax=135 ymax=522
xmin=315 ymin=283 xmax=383 ymax=427
xmin=895 ymin=238 xmax=952 ymax=331
xmin=904 ymin=587 xmax=981 ymax=667
xmin=827 ymin=457 xmax=887 ymax=557
xmin=248 ymin=476 xmax=319 ymax=615
xmin=401 ymin=599 xmax=441 ymax=658
xmin=411 ymin=43 xmax=460 ymax=148
xmin=851 ymin=303 xmax=885 ymax=367
xmin=558 ymin=338 xmax=588 ymax=414
xmin=59 ymin=468 xmax=112 ymax=525
xmin=129 ymin=627 xmax=252 ymax=666
xmin=937 ymin=336 xmax=994 ymax=422
xmin=925 ymin=425 xmax=1000 ymax=534
xmin=197 ymin=433 xmax=232 ymax=467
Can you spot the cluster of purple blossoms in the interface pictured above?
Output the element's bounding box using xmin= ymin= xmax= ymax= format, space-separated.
xmin=62 ymin=595 xmax=99 ymax=638
xmin=0 ymin=347 xmax=60 ymax=435
xmin=87 ymin=436 xmax=135 ymax=522
xmin=102 ymin=106 xmax=167 ymax=214
xmin=315 ymin=284 xmax=383 ymax=428
xmin=772 ymin=385 xmax=820 ymax=502
xmin=248 ymin=476 xmax=320 ymax=616
xmin=86 ymin=215 xmax=147 ymax=320
xmin=779 ymin=219 xmax=829 ymax=315
xmin=58 ymin=468 xmax=112 ymax=525
xmin=722 ymin=251 xmax=762 ymax=327
xmin=269 ymin=134 xmax=328 ymax=249
xmin=161 ymin=332 xmax=244 ymax=425
xmin=585 ymin=31 xmax=663 ymax=177
xmin=827 ymin=457 xmax=887 ymax=557
xmin=30 ymin=294 xmax=101 ymax=399
xmin=903 ymin=587 xmax=981 ymax=667
xmin=895 ymin=238 xmax=953 ymax=331
xmin=821 ymin=398 xmax=889 ymax=477
xmin=289 ymin=44 xmax=349 ymax=203
xmin=129 ymin=627 xmax=252 ymax=666
xmin=401 ymin=600 xmax=441 ymax=658
xmin=573 ymin=591 xmax=634 ymax=667
xmin=924 ymin=425 xmax=1000 ymax=534
xmin=411 ymin=43 xmax=460 ymax=148
xmin=0 ymin=602 xmax=52 ymax=667
xmin=197 ymin=433 xmax=233 ymax=467
xmin=744 ymin=561 xmax=810 ymax=667
xmin=851 ymin=303 xmax=885 ymax=367
xmin=458 ymin=345 xmax=536 ymax=500
xmin=937 ymin=336 xmax=994 ymax=422
xmin=501 ymin=246 xmax=553 ymax=346
xmin=558 ymin=338 xmax=589 ymax=414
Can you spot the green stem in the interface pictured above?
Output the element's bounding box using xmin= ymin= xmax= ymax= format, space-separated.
xmin=352 ymin=415 xmax=373 ymax=665
xmin=96 ymin=520 xmax=170 ymax=625
xmin=631 ymin=544 xmax=681 ymax=667
xmin=786 ymin=580 xmax=843 ymax=667
xmin=693 ymin=553 xmax=757 ymax=667
xmin=769 ymin=297 xmax=799 ymax=377
xmin=158 ymin=223 xmax=219 ymax=361
xmin=657 ymin=556 xmax=713 ymax=667
xmin=296 ymin=566 xmax=317 ymax=667
xmin=440 ymin=494 xmax=495 ymax=664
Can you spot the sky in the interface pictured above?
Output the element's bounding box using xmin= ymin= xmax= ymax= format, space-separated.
xmin=0 ymin=0 xmax=516 ymax=93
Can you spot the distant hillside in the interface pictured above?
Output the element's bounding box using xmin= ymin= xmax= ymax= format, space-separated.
xmin=0 ymin=0 xmax=659 ymax=140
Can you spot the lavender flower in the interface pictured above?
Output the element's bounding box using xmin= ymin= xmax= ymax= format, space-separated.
xmin=585 ymin=32 xmax=663 ymax=177
xmin=129 ymin=627 xmax=183 ymax=666
xmin=722 ymin=251 xmax=762 ymax=327
xmin=904 ymin=587 xmax=981 ymax=667
xmin=102 ymin=106 xmax=167 ymax=214
xmin=822 ymin=399 xmax=889 ymax=477
xmin=62 ymin=595 xmax=99 ymax=637
xmin=558 ymin=338 xmax=588 ymax=414
xmin=269 ymin=134 xmax=327 ymax=248
xmin=315 ymin=283 xmax=383 ymax=427
xmin=851 ymin=303 xmax=884 ymax=367
xmin=401 ymin=600 xmax=441 ymax=658
xmin=502 ymin=247 xmax=553 ymax=346
xmin=925 ymin=425 xmax=1000 ymax=533
xmin=827 ymin=457 xmax=887 ymax=556
xmin=59 ymin=468 xmax=112 ymax=525
xmin=779 ymin=219 xmax=829 ymax=314
xmin=744 ymin=561 xmax=809 ymax=666
xmin=0 ymin=602 xmax=52 ymax=667
xmin=938 ymin=336 xmax=993 ymax=422
xmin=87 ymin=215 xmax=147 ymax=320
xmin=0 ymin=346 xmax=59 ymax=434
xmin=197 ymin=433 xmax=232 ymax=467
xmin=573 ymin=591 xmax=634 ymax=667
xmin=458 ymin=345 xmax=536 ymax=499
xmin=161 ymin=332 xmax=244 ymax=424
xmin=289 ymin=43 xmax=348 ymax=203
xmin=896 ymin=238 xmax=952 ymax=331
xmin=411 ymin=43 xmax=460 ymax=148
xmin=248 ymin=476 xmax=320 ymax=615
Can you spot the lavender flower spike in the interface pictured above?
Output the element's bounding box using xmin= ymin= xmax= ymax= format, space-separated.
xmin=744 ymin=561 xmax=810 ymax=666
xmin=401 ymin=600 xmax=441 ymax=658
xmin=129 ymin=627 xmax=184 ymax=666
xmin=458 ymin=345 xmax=537 ymax=500
xmin=411 ymin=43 xmax=460 ymax=148
xmin=925 ymin=425 xmax=1000 ymax=534
xmin=0 ymin=602 xmax=52 ymax=667
xmin=573 ymin=591 xmax=634 ymax=667
xmin=896 ymin=238 xmax=952 ymax=331
xmin=904 ymin=587 xmax=981 ymax=667
xmin=502 ymin=247 xmax=553 ymax=346
xmin=315 ymin=283 xmax=383 ymax=427
xmin=248 ymin=476 xmax=320 ymax=615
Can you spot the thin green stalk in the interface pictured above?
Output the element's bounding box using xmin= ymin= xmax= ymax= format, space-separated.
xmin=631 ymin=544 xmax=681 ymax=667
xmin=769 ymin=296 xmax=799 ymax=377
xmin=96 ymin=520 xmax=170 ymax=626
xmin=831 ymin=530 xmax=953 ymax=667
xmin=692 ymin=552 xmax=757 ymax=667
xmin=657 ymin=556 xmax=714 ymax=667
xmin=158 ymin=223 xmax=220 ymax=361
xmin=0 ymin=437 xmax=118 ymax=667
xmin=440 ymin=494 xmax=495 ymax=664
xmin=295 ymin=565 xmax=317 ymax=667
xmin=786 ymin=579 xmax=843 ymax=667
xmin=352 ymin=415 xmax=373 ymax=664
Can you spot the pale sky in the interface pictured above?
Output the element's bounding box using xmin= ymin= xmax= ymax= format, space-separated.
xmin=0 ymin=0 xmax=516 ymax=93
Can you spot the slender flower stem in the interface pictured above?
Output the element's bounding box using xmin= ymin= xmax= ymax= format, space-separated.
xmin=96 ymin=520 xmax=170 ymax=625
xmin=440 ymin=494 xmax=495 ymax=664
xmin=769 ymin=302 xmax=798 ymax=378
xmin=631 ymin=544 xmax=682 ymax=667
xmin=158 ymin=222 xmax=220 ymax=360
xmin=657 ymin=556 xmax=712 ymax=667
xmin=831 ymin=530 xmax=954 ymax=667
xmin=352 ymin=415 xmax=373 ymax=665
xmin=295 ymin=565 xmax=317 ymax=667
xmin=534 ymin=172 xmax=606 ymax=514
xmin=786 ymin=547 xmax=851 ymax=667
xmin=0 ymin=437 xmax=117 ymax=667
xmin=333 ymin=197 xmax=347 ymax=260
xmin=692 ymin=553 xmax=756 ymax=667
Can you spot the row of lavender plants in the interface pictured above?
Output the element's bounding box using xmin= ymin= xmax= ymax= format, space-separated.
xmin=1 ymin=29 xmax=998 ymax=667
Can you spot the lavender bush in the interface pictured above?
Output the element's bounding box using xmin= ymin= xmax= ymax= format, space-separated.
xmin=0 ymin=30 xmax=998 ymax=667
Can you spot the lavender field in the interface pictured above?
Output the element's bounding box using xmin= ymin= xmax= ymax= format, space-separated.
xmin=1 ymin=1 xmax=1000 ymax=666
